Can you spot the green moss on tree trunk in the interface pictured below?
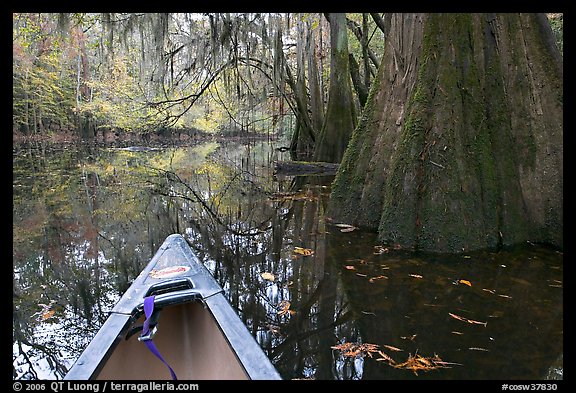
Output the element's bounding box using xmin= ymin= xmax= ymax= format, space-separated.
xmin=313 ymin=13 xmax=356 ymax=164
xmin=329 ymin=13 xmax=563 ymax=253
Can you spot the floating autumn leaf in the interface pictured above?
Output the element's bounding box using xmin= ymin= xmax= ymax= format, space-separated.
xmin=41 ymin=309 xmax=56 ymax=321
xmin=373 ymin=245 xmax=389 ymax=254
xmin=548 ymin=279 xmax=562 ymax=288
xmin=335 ymin=223 xmax=358 ymax=232
xmin=369 ymin=275 xmax=388 ymax=283
xmin=34 ymin=301 xmax=57 ymax=322
xmin=293 ymin=246 xmax=314 ymax=256
xmin=448 ymin=312 xmax=487 ymax=327
xmin=277 ymin=300 xmax=295 ymax=316
xmin=260 ymin=272 xmax=276 ymax=282
xmin=382 ymin=344 xmax=403 ymax=352
xmin=331 ymin=342 xmax=380 ymax=358
xmin=391 ymin=352 xmax=460 ymax=376
xmin=459 ymin=279 xmax=472 ymax=287
xmin=376 ymin=351 xmax=396 ymax=365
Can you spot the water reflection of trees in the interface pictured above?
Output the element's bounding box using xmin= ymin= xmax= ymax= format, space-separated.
xmin=13 ymin=141 xmax=563 ymax=380
xmin=157 ymin=152 xmax=563 ymax=379
xmin=13 ymin=143 xmax=179 ymax=379
xmin=151 ymin=155 xmax=365 ymax=379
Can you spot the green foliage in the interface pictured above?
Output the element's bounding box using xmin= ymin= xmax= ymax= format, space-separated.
xmin=547 ymin=13 xmax=563 ymax=55
xmin=13 ymin=14 xmax=77 ymax=133
xmin=12 ymin=13 xmax=384 ymax=138
xmin=82 ymin=54 xmax=162 ymax=132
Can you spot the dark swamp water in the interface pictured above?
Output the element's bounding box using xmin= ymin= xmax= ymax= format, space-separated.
xmin=12 ymin=138 xmax=563 ymax=380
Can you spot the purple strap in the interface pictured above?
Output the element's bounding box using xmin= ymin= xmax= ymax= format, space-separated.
xmin=141 ymin=296 xmax=178 ymax=380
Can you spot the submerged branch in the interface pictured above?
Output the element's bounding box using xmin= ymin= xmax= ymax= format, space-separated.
xmin=274 ymin=161 xmax=340 ymax=176
xmin=149 ymin=167 xmax=271 ymax=237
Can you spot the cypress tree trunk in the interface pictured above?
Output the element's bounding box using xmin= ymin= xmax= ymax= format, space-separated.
xmin=314 ymin=13 xmax=356 ymax=163
xmin=290 ymin=17 xmax=315 ymax=158
xmin=329 ymin=13 xmax=563 ymax=253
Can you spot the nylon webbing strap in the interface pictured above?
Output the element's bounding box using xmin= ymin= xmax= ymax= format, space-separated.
xmin=140 ymin=296 xmax=178 ymax=380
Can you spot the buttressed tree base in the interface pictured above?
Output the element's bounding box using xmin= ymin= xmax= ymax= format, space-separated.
xmin=329 ymin=13 xmax=563 ymax=253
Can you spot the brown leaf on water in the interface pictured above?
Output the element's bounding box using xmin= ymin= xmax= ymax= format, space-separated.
xmin=376 ymin=351 xmax=396 ymax=365
xmin=41 ymin=309 xmax=56 ymax=321
xmin=392 ymin=352 xmax=459 ymax=376
xmin=34 ymin=301 xmax=57 ymax=322
xmin=369 ymin=275 xmax=389 ymax=283
xmin=448 ymin=312 xmax=487 ymax=327
xmin=331 ymin=342 xmax=380 ymax=358
xmin=277 ymin=300 xmax=295 ymax=316
xmin=382 ymin=344 xmax=403 ymax=352
xmin=293 ymin=247 xmax=314 ymax=256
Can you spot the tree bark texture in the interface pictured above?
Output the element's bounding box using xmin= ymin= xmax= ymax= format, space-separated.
xmin=329 ymin=13 xmax=563 ymax=253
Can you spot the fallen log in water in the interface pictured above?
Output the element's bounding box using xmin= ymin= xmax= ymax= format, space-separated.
xmin=274 ymin=161 xmax=340 ymax=176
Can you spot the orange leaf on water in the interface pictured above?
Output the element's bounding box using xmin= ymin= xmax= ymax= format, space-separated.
xmin=293 ymin=247 xmax=314 ymax=256
xmin=41 ymin=310 xmax=56 ymax=321
xmin=277 ymin=300 xmax=295 ymax=316
xmin=459 ymin=279 xmax=472 ymax=287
